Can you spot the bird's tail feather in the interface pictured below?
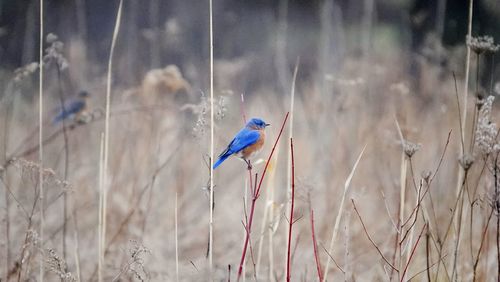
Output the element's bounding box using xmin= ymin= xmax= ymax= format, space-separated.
xmin=213 ymin=154 xmax=230 ymax=169
xmin=52 ymin=113 xmax=65 ymax=125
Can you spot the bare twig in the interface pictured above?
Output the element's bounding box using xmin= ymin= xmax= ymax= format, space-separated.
xmin=472 ymin=206 xmax=494 ymax=281
xmin=407 ymin=254 xmax=447 ymax=281
xmin=352 ymin=199 xmax=399 ymax=272
xmin=319 ymin=243 xmax=345 ymax=275
xmin=400 ymin=223 xmax=427 ymax=282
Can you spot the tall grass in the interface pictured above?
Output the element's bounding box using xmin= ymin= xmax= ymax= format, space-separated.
xmin=451 ymin=0 xmax=474 ymax=279
xmin=208 ymin=0 xmax=215 ymax=276
xmin=100 ymin=0 xmax=123 ymax=280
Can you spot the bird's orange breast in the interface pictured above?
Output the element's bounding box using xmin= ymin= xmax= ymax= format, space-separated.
xmin=240 ymin=130 xmax=265 ymax=159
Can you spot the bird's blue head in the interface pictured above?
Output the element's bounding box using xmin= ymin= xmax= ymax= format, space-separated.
xmin=246 ymin=118 xmax=270 ymax=130
xmin=78 ymin=91 xmax=90 ymax=98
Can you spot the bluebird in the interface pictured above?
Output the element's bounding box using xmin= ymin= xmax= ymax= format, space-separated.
xmin=52 ymin=91 xmax=89 ymax=124
xmin=213 ymin=118 xmax=270 ymax=169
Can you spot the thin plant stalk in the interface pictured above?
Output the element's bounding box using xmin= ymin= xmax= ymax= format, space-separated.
xmin=394 ymin=116 xmax=409 ymax=280
xmin=254 ymin=184 xmax=267 ymax=277
xmin=495 ymin=156 xmax=500 ymax=282
xmin=175 ymin=192 xmax=179 ymax=282
xmin=403 ymin=174 xmax=419 ymax=280
xmin=434 ymin=172 xmax=469 ymax=281
xmin=400 ymin=224 xmax=427 ymax=282
xmin=460 ymin=0 xmax=474 ymax=149
xmin=284 ymin=58 xmax=299 ymax=279
xmin=73 ymin=208 xmax=82 ymax=282
xmin=286 ymin=138 xmax=295 ymax=282
xmin=426 ymin=228 xmax=431 ymax=282
xmin=310 ymin=210 xmax=323 ymax=282
xmin=239 ymin=93 xmax=254 ymax=279
xmin=2 ymin=86 xmax=12 ymax=281
xmin=101 ymin=1 xmax=123 ymax=280
xmin=399 ymin=152 xmax=408 ymax=274
xmin=267 ymin=215 xmax=274 ymax=282
xmin=268 ymin=159 xmax=278 ymax=281
xmin=469 ymin=53 xmax=480 ymax=152
xmin=208 ymin=0 xmax=215 ymax=276
xmin=38 ymin=0 xmax=44 ymax=280
xmin=352 ymin=199 xmax=399 ymax=272
xmin=98 ymin=133 xmax=104 ymax=282
xmin=451 ymin=1 xmax=473 ymax=276
xmin=56 ymin=65 xmax=69 ymax=261
xmin=2 ymin=170 xmax=10 ymax=281
xmin=452 ymin=178 xmax=468 ymax=280
xmin=497 ymin=205 xmax=500 ymax=282
xmin=255 ymin=146 xmax=279 ymax=277
xmin=286 ymin=60 xmax=299 ymax=193
xmin=242 ymin=177 xmax=249 ymax=282
xmin=472 ymin=207 xmax=494 ymax=281
xmin=322 ymin=145 xmax=366 ymax=282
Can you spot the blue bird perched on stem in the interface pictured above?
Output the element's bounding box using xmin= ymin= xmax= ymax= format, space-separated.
xmin=213 ymin=118 xmax=270 ymax=169
xmin=52 ymin=91 xmax=90 ymax=124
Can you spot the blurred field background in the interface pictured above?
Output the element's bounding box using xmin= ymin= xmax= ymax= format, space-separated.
xmin=2 ymin=0 xmax=500 ymax=281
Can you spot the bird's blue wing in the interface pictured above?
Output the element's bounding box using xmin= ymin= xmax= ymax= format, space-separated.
xmin=213 ymin=128 xmax=260 ymax=169
xmin=64 ymin=100 xmax=85 ymax=114
xmin=53 ymin=100 xmax=85 ymax=123
xmin=227 ymin=128 xmax=260 ymax=154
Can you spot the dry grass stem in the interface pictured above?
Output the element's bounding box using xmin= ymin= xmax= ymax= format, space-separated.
xmin=323 ymin=145 xmax=366 ymax=281
xmin=38 ymin=0 xmax=45 ymax=280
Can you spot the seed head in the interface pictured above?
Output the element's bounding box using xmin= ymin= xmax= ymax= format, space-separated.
xmin=475 ymin=96 xmax=499 ymax=155
xmin=421 ymin=170 xmax=432 ymax=184
xmin=13 ymin=62 xmax=39 ymax=83
xmin=43 ymin=33 xmax=68 ymax=70
xmin=459 ymin=153 xmax=474 ymax=171
xmin=403 ymin=140 xmax=421 ymax=158
xmin=467 ymin=35 xmax=500 ymax=54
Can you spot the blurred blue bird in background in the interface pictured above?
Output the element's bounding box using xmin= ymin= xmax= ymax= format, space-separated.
xmin=52 ymin=91 xmax=90 ymax=124
xmin=213 ymin=118 xmax=270 ymax=169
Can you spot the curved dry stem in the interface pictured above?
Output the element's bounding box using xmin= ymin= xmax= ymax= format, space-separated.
xmin=323 ymin=145 xmax=366 ymax=281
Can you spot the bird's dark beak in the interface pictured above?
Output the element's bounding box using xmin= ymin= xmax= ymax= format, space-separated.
xmin=265 ymin=123 xmax=271 ymax=127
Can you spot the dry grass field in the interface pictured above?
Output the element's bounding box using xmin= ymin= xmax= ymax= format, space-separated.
xmin=1 ymin=0 xmax=500 ymax=281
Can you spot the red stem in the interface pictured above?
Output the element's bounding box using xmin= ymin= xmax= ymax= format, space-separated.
xmin=286 ymin=138 xmax=295 ymax=282
xmin=237 ymin=112 xmax=289 ymax=281
xmin=311 ymin=209 xmax=323 ymax=281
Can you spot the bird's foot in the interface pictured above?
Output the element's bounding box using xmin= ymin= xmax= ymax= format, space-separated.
xmin=245 ymin=160 xmax=252 ymax=170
